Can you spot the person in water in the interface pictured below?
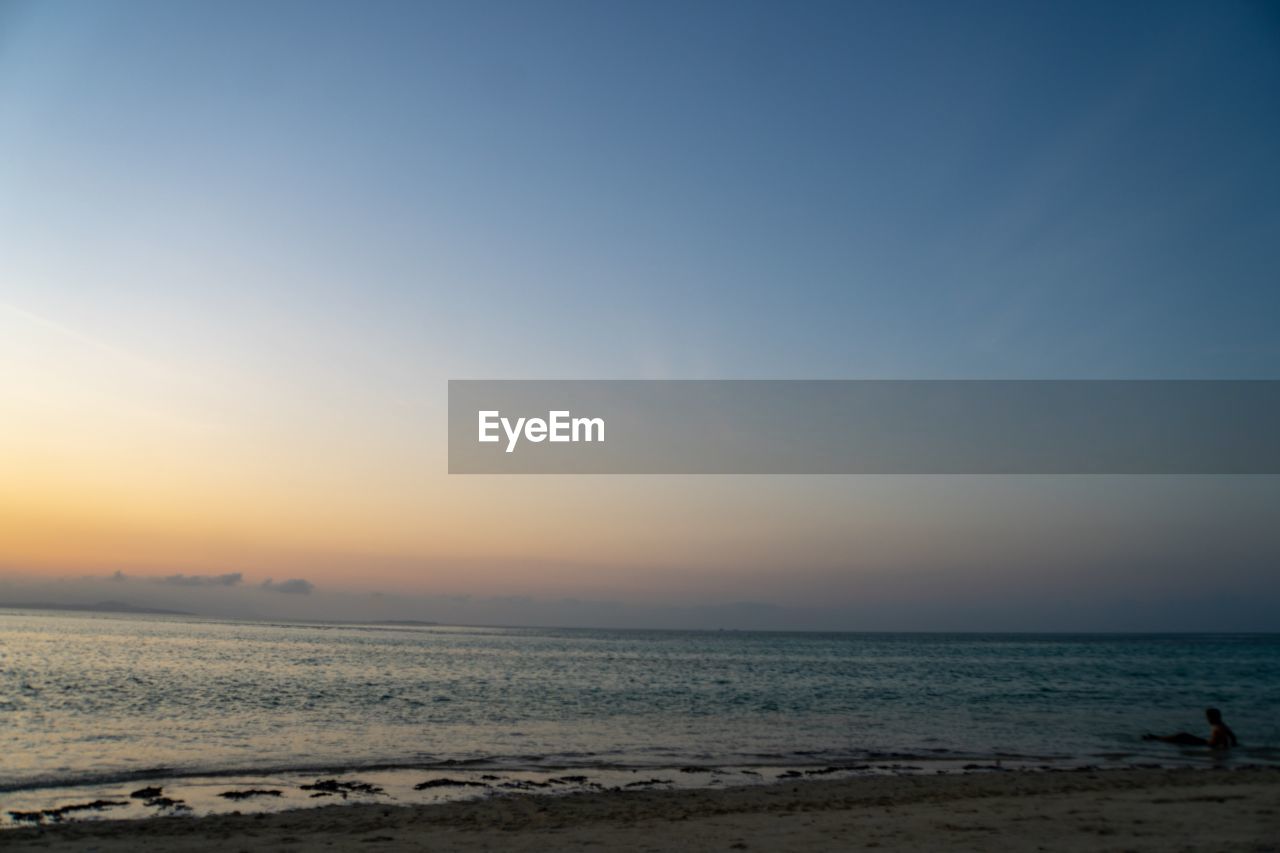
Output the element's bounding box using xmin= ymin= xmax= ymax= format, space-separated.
xmin=1143 ymin=707 xmax=1238 ymax=748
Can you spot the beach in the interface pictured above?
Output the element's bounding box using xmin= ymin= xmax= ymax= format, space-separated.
xmin=5 ymin=615 xmax=1278 ymax=849
xmin=6 ymin=766 xmax=1278 ymax=852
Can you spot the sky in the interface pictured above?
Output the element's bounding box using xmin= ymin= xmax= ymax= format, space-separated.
xmin=2 ymin=0 xmax=1279 ymax=630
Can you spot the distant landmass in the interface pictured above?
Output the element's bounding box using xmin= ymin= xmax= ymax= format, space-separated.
xmin=0 ymin=600 xmax=194 ymax=616
xmin=376 ymin=619 xmax=439 ymax=626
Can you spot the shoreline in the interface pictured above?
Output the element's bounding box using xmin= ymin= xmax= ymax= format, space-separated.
xmin=8 ymin=741 xmax=1266 ymax=797
xmin=6 ymin=765 xmax=1278 ymax=851
xmin=4 ymin=753 xmax=1259 ymax=827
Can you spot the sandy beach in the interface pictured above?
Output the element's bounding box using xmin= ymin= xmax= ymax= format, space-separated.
xmin=6 ymin=766 xmax=1278 ymax=852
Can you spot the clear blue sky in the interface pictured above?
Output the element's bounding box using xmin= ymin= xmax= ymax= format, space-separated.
xmin=5 ymin=0 xmax=1278 ymax=380
xmin=2 ymin=0 xmax=1279 ymax=629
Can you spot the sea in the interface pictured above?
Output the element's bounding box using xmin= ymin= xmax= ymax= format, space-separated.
xmin=2 ymin=609 xmax=1277 ymax=825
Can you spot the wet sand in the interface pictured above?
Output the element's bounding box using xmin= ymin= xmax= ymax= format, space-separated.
xmin=5 ymin=766 xmax=1278 ymax=852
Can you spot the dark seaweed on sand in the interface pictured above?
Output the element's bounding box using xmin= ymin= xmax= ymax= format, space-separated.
xmin=9 ymin=799 xmax=130 ymax=823
xmin=145 ymin=796 xmax=191 ymax=811
xmin=218 ymin=789 xmax=284 ymax=800
xmin=300 ymin=779 xmax=385 ymax=798
xmin=414 ymin=778 xmax=489 ymax=790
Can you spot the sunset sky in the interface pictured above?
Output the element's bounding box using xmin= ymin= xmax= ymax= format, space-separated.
xmin=2 ymin=0 xmax=1278 ymax=629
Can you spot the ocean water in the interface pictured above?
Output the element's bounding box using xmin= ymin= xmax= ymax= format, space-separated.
xmin=2 ymin=610 xmax=1278 ymax=817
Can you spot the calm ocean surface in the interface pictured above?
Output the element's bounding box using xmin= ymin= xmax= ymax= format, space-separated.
xmin=3 ymin=610 xmax=1278 ymax=794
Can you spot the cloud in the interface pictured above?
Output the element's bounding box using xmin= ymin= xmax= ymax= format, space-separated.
xmin=157 ymin=572 xmax=243 ymax=587
xmin=261 ymin=578 xmax=314 ymax=595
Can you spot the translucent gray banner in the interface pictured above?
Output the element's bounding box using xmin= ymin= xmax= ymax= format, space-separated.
xmin=447 ymin=380 xmax=1280 ymax=474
